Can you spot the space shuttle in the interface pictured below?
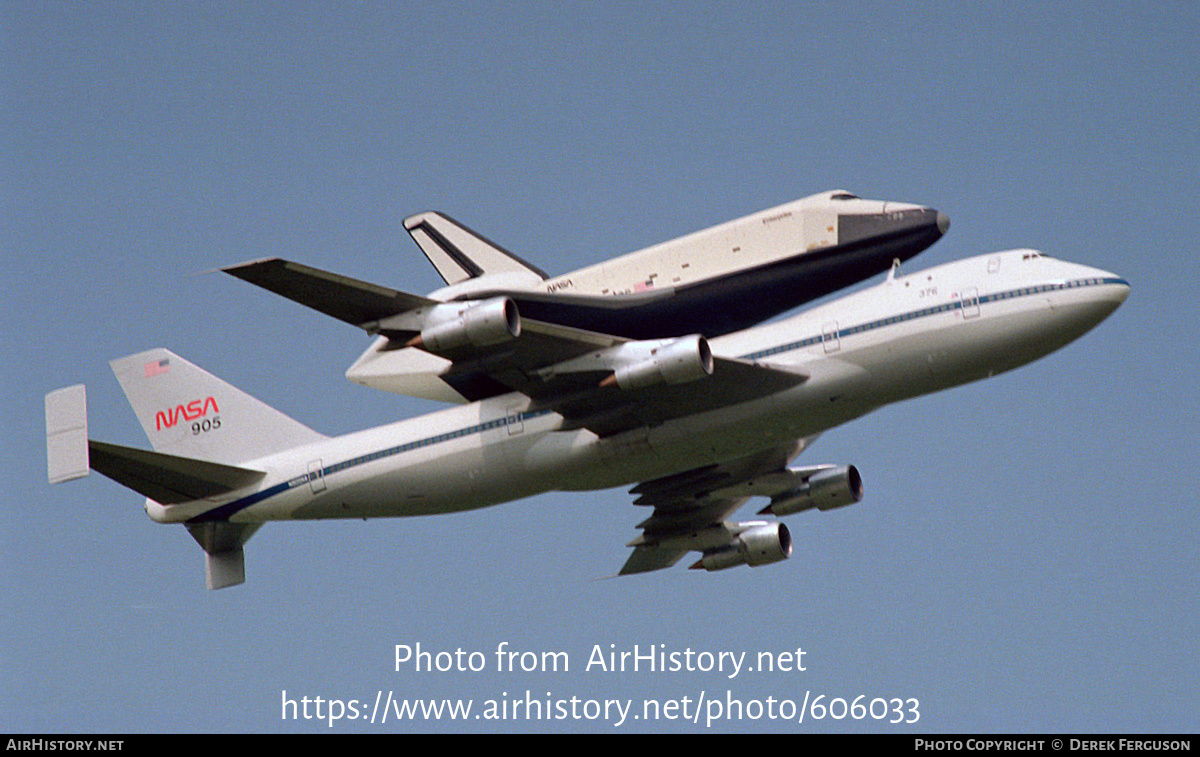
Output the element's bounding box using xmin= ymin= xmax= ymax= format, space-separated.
xmin=226 ymin=189 xmax=949 ymax=402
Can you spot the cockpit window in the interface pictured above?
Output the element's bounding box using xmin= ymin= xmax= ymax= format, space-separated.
xmin=830 ymin=193 xmax=859 ymax=200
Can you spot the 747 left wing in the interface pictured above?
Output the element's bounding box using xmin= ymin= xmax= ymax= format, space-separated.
xmin=222 ymin=257 xmax=807 ymax=436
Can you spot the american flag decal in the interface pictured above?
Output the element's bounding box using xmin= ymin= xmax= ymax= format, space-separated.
xmin=144 ymin=358 xmax=170 ymax=378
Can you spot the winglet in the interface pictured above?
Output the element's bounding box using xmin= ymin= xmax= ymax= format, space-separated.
xmin=46 ymin=385 xmax=89 ymax=484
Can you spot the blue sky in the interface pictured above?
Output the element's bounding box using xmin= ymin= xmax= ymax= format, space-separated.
xmin=3 ymin=1 xmax=1197 ymax=732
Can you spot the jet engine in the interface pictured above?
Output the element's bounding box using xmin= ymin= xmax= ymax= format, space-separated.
xmin=408 ymin=297 xmax=521 ymax=352
xmin=603 ymin=334 xmax=714 ymax=390
xmin=763 ymin=465 xmax=863 ymax=516
xmin=691 ymin=522 xmax=792 ymax=571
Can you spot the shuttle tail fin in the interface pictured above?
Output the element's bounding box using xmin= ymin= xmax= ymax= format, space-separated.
xmin=110 ymin=348 xmax=327 ymax=466
xmin=403 ymin=211 xmax=548 ymax=285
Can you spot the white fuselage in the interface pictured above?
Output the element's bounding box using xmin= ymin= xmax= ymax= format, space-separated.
xmin=148 ymin=249 xmax=1128 ymax=526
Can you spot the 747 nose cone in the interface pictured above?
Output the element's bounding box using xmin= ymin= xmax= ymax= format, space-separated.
xmin=937 ymin=211 xmax=950 ymax=235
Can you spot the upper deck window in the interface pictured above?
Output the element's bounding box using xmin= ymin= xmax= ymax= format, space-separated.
xmin=830 ymin=193 xmax=859 ymax=200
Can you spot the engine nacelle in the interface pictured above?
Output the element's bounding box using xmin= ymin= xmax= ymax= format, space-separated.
xmin=693 ymin=522 xmax=792 ymax=571
xmin=412 ymin=297 xmax=521 ymax=353
xmin=767 ymin=465 xmax=863 ymax=516
xmin=607 ymin=334 xmax=713 ymax=390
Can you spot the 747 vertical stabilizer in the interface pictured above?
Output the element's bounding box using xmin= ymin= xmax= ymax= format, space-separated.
xmin=45 ymin=349 xmax=328 ymax=589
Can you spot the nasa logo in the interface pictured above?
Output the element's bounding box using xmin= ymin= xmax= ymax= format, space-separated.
xmin=155 ymin=397 xmax=220 ymax=430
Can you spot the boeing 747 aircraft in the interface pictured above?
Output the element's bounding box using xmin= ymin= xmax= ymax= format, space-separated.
xmin=47 ymin=249 xmax=1127 ymax=589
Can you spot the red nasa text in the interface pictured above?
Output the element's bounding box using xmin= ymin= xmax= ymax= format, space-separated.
xmin=155 ymin=396 xmax=220 ymax=430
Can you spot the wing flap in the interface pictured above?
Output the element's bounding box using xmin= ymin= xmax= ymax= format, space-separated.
xmin=635 ymin=499 xmax=747 ymax=538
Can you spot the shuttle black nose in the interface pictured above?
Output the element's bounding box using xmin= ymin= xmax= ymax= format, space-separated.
xmin=837 ymin=207 xmax=948 ymax=249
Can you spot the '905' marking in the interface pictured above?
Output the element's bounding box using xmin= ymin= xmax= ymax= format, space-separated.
xmin=192 ymin=417 xmax=221 ymax=435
